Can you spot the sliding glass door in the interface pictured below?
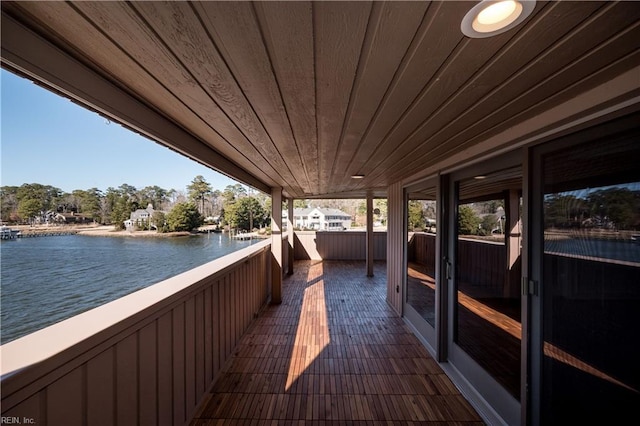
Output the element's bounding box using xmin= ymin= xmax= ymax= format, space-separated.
xmin=530 ymin=116 xmax=640 ymax=425
xmin=446 ymin=154 xmax=523 ymax=425
xmin=404 ymin=178 xmax=439 ymax=351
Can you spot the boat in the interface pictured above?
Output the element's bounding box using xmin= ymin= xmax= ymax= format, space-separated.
xmin=0 ymin=225 xmax=21 ymax=240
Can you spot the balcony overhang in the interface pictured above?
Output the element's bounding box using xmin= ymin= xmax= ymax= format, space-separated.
xmin=2 ymin=1 xmax=639 ymax=198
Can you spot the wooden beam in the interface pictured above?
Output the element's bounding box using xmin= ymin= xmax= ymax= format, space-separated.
xmin=271 ymin=188 xmax=283 ymax=304
xmin=287 ymin=198 xmax=294 ymax=275
xmin=366 ymin=191 xmax=374 ymax=277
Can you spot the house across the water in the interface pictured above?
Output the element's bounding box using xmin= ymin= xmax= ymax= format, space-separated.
xmin=124 ymin=203 xmax=163 ymax=230
xmin=284 ymin=207 xmax=352 ymax=231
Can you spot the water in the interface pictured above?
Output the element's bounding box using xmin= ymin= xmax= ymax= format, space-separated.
xmin=545 ymin=237 xmax=640 ymax=264
xmin=0 ymin=233 xmax=259 ymax=344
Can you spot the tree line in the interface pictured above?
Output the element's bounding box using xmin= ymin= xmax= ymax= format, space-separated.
xmin=0 ymin=176 xmax=271 ymax=232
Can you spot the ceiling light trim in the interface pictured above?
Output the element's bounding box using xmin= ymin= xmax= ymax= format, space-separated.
xmin=461 ymin=0 xmax=536 ymax=39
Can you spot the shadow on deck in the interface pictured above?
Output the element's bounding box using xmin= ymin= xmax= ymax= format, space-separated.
xmin=191 ymin=260 xmax=484 ymax=425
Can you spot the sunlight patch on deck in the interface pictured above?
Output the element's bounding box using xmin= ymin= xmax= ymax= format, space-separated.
xmin=285 ymin=262 xmax=329 ymax=391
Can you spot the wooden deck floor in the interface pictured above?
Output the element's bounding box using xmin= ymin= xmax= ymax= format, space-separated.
xmin=191 ymin=260 xmax=484 ymax=425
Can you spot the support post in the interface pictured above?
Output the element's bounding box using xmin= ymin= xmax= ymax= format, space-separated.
xmin=287 ymin=198 xmax=294 ymax=275
xmin=366 ymin=191 xmax=374 ymax=277
xmin=271 ymin=188 xmax=283 ymax=304
xmin=505 ymin=189 xmax=521 ymax=298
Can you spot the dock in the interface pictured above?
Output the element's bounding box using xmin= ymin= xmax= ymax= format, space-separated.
xmin=231 ymin=231 xmax=259 ymax=240
xmin=0 ymin=226 xmax=21 ymax=240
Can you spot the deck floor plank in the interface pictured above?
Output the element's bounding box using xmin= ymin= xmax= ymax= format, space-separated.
xmin=191 ymin=261 xmax=484 ymax=425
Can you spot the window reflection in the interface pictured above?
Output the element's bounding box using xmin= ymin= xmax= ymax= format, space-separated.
xmin=542 ymin=136 xmax=640 ymax=424
xmin=455 ymin=167 xmax=522 ymax=399
xmin=406 ymin=189 xmax=437 ymax=327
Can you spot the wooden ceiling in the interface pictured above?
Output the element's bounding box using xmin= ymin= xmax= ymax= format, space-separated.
xmin=2 ymin=1 xmax=639 ymax=198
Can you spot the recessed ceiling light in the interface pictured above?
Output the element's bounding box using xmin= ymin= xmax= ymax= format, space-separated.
xmin=351 ymin=174 xmax=365 ymax=179
xmin=474 ymin=175 xmax=487 ymax=180
xmin=461 ymin=0 xmax=536 ymax=39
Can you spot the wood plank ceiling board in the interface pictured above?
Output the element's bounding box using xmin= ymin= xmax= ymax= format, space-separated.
xmin=251 ymin=1 xmax=319 ymax=197
xmin=129 ymin=1 xmax=306 ymax=197
xmin=422 ymin=1 xmax=640 ymax=161
xmin=314 ymin=1 xmax=372 ymax=196
xmin=192 ymin=1 xmax=311 ymax=197
xmin=2 ymin=1 xmax=639 ymax=199
xmin=458 ymin=166 xmax=522 ymax=202
xmin=6 ymin=1 xmax=276 ymax=189
xmin=362 ymin=2 xmax=550 ymax=189
xmin=378 ymin=1 xmax=640 ymax=186
xmin=325 ymin=0 xmax=430 ymax=194
xmin=341 ymin=0 xmax=468 ymax=192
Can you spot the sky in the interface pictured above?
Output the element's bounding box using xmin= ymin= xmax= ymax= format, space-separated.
xmin=1 ymin=69 xmax=241 ymax=194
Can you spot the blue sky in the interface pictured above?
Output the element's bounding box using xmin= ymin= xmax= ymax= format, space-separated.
xmin=1 ymin=69 xmax=241 ymax=194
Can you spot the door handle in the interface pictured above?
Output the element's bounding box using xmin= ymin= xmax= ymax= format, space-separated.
xmin=444 ymin=257 xmax=452 ymax=280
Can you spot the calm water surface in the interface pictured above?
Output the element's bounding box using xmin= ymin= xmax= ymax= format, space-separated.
xmin=0 ymin=234 xmax=258 ymax=344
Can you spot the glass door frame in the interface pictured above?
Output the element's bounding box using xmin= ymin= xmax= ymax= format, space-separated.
xmin=444 ymin=149 xmax=526 ymax=426
xmin=402 ymin=175 xmax=442 ymax=359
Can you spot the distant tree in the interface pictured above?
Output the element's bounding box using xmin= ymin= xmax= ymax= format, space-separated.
xmin=140 ymin=185 xmax=169 ymax=211
xmin=230 ymin=197 xmax=267 ymax=231
xmin=223 ymin=201 xmax=237 ymax=229
xmin=104 ymin=186 xmax=136 ymax=229
xmin=17 ymin=198 xmax=43 ymax=224
xmin=407 ymin=200 xmax=425 ymax=230
xmin=110 ymin=197 xmax=133 ymax=230
xmin=16 ymin=183 xmax=62 ymax=214
xmin=0 ymin=186 xmax=19 ymax=223
xmin=480 ymin=214 xmax=499 ymax=236
xmin=587 ymin=187 xmax=638 ymax=230
xmin=153 ymin=211 xmax=168 ymax=232
xmin=224 ymin=184 xmax=247 ymax=199
xmin=187 ymin=176 xmax=212 ymax=214
xmin=544 ymin=194 xmax=586 ymax=228
xmin=81 ymin=188 xmax=103 ymax=221
xmin=210 ymin=189 xmax=223 ymax=216
xmin=166 ymin=202 xmax=203 ymax=232
xmin=294 ymin=199 xmax=308 ymax=209
xmin=458 ymin=205 xmax=480 ymax=235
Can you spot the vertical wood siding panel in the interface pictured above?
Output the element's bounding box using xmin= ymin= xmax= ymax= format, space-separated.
xmin=204 ymin=286 xmax=213 ymax=385
xmin=219 ymin=277 xmax=226 ymax=369
xmin=241 ymin=264 xmax=247 ymax=334
xmin=231 ymin=270 xmax=238 ymax=347
xmin=213 ymin=280 xmax=221 ymax=376
xmin=184 ymin=297 xmax=196 ymax=415
xmin=157 ymin=311 xmax=173 ymax=426
xmin=172 ymin=303 xmax=186 ymax=425
xmin=228 ymin=272 xmax=235 ymax=354
xmin=116 ymin=333 xmax=138 ymax=425
xmin=221 ymin=275 xmax=232 ymax=365
xmin=195 ymin=291 xmax=205 ymax=398
xmin=139 ymin=321 xmax=157 ymax=426
xmin=47 ymin=368 xmax=84 ymax=426
xmin=86 ymin=348 xmax=115 ymax=426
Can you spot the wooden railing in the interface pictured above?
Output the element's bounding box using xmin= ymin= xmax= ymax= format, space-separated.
xmin=544 ymin=252 xmax=639 ymax=299
xmin=1 ymin=240 xmax=272 ymax=425
xmin=408 ymin=233 xmax=510 ymax=298
xmin=294 ymin=231 xmax=387 ymax=260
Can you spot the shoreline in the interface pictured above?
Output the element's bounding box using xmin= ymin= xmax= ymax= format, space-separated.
xmin=11 ymin=224 xmax=195 ymax=238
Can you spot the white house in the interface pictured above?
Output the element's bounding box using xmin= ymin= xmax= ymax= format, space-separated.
xmin=124 ymin=203 xmax=162 ymax=230
xmin=284 ymin=207 xmax=351 ymax=231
